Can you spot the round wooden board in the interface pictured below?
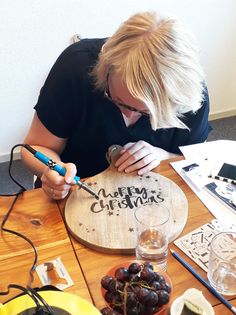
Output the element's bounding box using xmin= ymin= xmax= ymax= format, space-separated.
xmin=64 ymin=146 xmax=188 ymax=254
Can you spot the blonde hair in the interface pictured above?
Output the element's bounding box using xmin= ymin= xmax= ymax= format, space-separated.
xmin=92 ymin=12 xmax=205 ymax=130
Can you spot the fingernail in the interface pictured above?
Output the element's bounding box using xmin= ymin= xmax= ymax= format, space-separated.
xmin=65 ymin=177 xmax=72 ymax=183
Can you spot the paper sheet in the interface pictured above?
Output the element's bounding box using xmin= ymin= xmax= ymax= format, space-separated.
xmin=179 ymin=140 xmax=236 ymax=165
xmin=174 ymin=219 xmax=236 ymax=272
xmin=171 ymin=159 xmax=236 ymax=225
xmin=172 ymin=140 xmax=236 ymax=272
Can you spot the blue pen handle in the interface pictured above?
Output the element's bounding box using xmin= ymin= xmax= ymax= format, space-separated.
xmin=23 ymin=144 xmax=98 ymax=199
xmin=35 ymin=151 xmax=80 ymax=183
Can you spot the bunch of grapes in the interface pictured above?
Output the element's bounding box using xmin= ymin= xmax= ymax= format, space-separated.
xmin=100 ymin=261 xmax=171 ymax=315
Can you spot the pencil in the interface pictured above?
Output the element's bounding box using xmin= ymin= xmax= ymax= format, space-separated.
xmin=170 ymin=249 xmax=236 ymax=314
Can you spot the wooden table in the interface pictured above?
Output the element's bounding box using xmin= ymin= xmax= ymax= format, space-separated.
xmin=0 ymin=190 xmax=91 ymax=304
xmin=0 ymin=158 xmax=235 ymax=314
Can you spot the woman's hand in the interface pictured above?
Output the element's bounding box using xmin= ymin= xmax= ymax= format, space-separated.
xmin=115 ymin=141 xmax=177 ymax=175
xmin=41 ymin=162 xmax=77 ymax=200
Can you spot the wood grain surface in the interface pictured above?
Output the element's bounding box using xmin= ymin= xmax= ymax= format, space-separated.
xmin=0 ymin=189 xmax=92 ymax=304
xmin=64 ymin=146 xmax=188 ymax=253
xmin=1 ymin=157 xmax=235 ymax=315
xmin=68 ymin=157 xmax=236 ymax=314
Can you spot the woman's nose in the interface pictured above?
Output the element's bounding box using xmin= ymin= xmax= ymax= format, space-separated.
xmin=122 ymin=108 xmax=140 ymax=119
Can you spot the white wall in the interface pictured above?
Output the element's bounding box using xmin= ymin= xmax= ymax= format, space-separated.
xmin=1 ymin=0 xmax=236 ymax=161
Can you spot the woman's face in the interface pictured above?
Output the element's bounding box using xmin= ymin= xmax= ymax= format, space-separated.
xmin=107 ymin=73 xmax=149 ymax=125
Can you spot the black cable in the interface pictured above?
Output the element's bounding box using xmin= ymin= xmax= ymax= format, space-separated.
xmin=0 ymin=192 xmax=38 ymax=288
xmin=0 ymin=144 xmax=38 ymax=287
xmin=0 ymin=144 xmax=37 ymax=285
xmin=29 ymin=288 xmax=55 ymax=314
xmin=0 ymin=207 xmax=55 ymax=315
xmin=0 ymin=284 xmax=42 ymax=310
xmin=0 ymin=193 xmax=23 ymax=196
xmin=0 ymin=143 xmax=27 ymax=197
xmin=0 ymin=144 xmax=55 ymax=314
xmin=8 ymin=144 xmax=27 ymax=191
xmin=0 ymin=284 xmax=56 ymax=314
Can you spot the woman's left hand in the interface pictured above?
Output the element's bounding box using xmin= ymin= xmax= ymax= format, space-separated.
xmin=115 ymin=141 xmax=177 ymax=175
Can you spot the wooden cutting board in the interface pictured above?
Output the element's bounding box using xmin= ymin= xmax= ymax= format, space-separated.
xmin=64 ymin=145 xmax=188 ymax=254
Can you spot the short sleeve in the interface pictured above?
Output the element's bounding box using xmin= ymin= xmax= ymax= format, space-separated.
xmin=34 ymin=41 xmax=97 ymax=138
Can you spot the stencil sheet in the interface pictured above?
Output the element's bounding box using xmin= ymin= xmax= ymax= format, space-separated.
xmin=174 ymin=219 xmax=236 ymax=272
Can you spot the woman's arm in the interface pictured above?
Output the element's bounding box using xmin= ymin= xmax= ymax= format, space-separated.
xmin=21 ymin=113 xmax=77 ymax=199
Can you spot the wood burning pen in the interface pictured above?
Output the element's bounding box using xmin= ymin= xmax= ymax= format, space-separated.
xmin=24 ymin=144 xmax=99 ymax=199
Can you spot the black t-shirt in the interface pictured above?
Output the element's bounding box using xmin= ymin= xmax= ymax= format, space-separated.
xmin=35 ymin=38 xmax=211 ymax=178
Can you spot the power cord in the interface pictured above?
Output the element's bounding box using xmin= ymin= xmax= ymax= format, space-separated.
xmin=0 ymin=284 xmax=54 ymax=314
xmin=0 ymin=144 xmax=55 ymax=314
xmin=0 ymin=143 xmax=27 ymax=196
xmin=8 ymin=144 xmax=28 ymax=191
xmin=0 ymin=284 xmax=42 ymax=311
xmin=1 ymin=144 xmax=36 ymax=287
xmin=1 ymin=191 xmax=38 ymax=288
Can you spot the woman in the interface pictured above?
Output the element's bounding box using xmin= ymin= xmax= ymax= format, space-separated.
xmin=21 ymin=12 xmax=211 ymax=200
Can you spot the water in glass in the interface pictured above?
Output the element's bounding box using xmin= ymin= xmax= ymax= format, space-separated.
xmin=136 ymin=228 xmax=168 ymax=271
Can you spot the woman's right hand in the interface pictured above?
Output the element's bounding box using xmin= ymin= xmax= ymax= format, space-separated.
xmin=41 ymin=162 xmax=77 ymax=200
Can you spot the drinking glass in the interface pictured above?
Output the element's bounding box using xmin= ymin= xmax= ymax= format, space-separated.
xmin=134 ymin=204 xmax=170 ymax=271
xmin=207 ymin=232 xmax=236 ymax=295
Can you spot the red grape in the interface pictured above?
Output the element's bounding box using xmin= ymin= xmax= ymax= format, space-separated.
xmin=100 ymin=261 xmax=171 ymax=315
